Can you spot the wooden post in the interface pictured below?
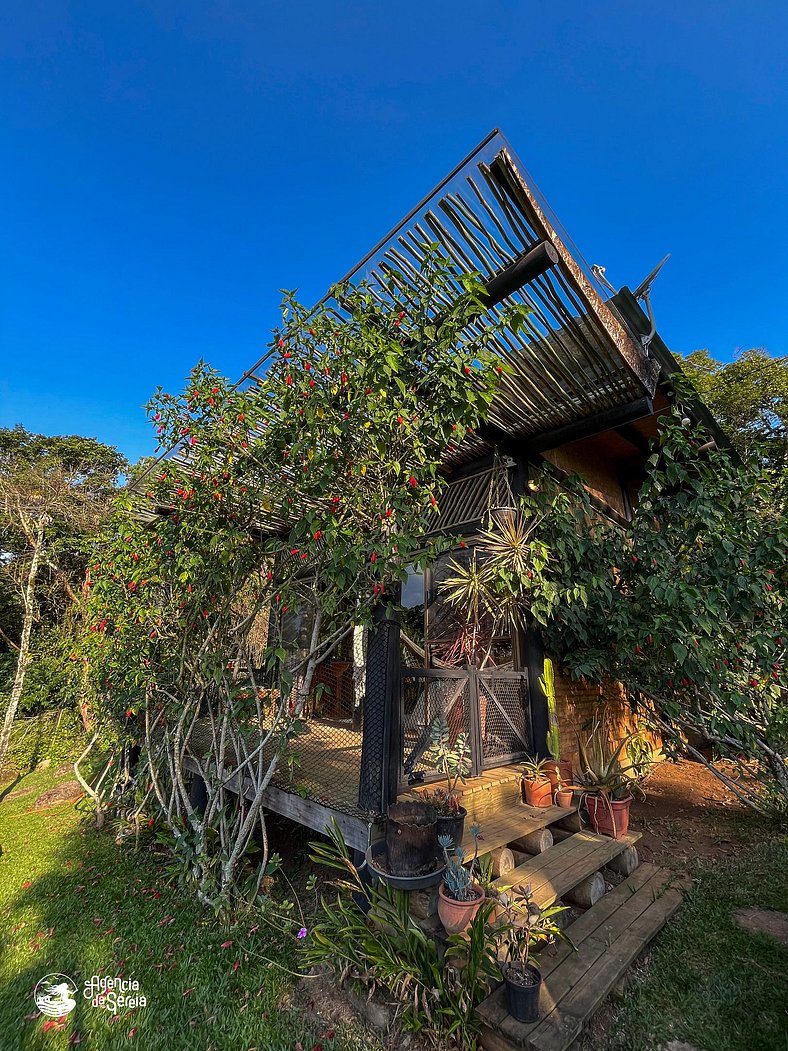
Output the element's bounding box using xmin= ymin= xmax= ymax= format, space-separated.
xmin=358 ymin=594 xmax=401 ymax=815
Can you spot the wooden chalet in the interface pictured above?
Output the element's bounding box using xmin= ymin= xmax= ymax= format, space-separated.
xmin=184 ymin=128 xmax=723 ymax=856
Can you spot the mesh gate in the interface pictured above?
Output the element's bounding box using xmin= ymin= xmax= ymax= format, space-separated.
xmin=400 ymin=666 xmax=530 ymax=785
xmin=477 ymin=669 xmax=531 ymax=767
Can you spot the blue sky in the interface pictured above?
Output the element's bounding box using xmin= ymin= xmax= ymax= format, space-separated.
xmin=1 ymin=1 xmax=786 ymax=465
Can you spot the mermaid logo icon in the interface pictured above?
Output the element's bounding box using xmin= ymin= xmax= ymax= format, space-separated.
xmin=34 ymin=974 xmax=78 ymax=1018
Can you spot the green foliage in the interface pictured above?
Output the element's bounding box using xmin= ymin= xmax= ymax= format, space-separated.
xmin=306 ymin=823 xmax=498 ymax=1049
xmin=576 ymin=721 xmax=647 ymax=799
xmin=496 ymin=885 xmax=572 ymax=971
xmin=520 ymin=755 xmax=551 ymax=782
xmin=679 ymin=347 xmax=788 ymax=466
xmin=428 ymin=714 xmax=472 ymax=802
xmin=1 ymin=709 xmax=84 ymax=774
xmin=81 ymin=253 xmax=519 ymax=904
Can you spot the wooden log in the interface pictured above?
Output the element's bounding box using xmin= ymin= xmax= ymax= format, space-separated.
xmin=564 ymin=870 xmax=605 ymax=909
xmin=490 ymin=846 xmax=516 ymax=879
xmin=554 ymin=810 xmax=587 ymax=834
xmin=509 ymin=827 xmax=553 ymax=855
xmin=408 ymin=886 xmax=439 ymax=920
xmin=605 ymin=845 xmax=639 ymax=877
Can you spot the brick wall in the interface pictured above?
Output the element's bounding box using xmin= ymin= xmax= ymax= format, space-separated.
xmin=549 ymin=666 xmax=661 ymax=776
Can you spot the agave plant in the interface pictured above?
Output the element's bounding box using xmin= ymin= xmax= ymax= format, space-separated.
xmin=576 ymin=721 xmax=647 ymax=800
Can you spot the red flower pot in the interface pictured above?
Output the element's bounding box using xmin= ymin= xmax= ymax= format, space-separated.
xmin=437 ymin=883 xmax=485 ymax=934
xmin=586 ymin=794 xmax=632 ymax=839
xmin=522 ymin=778 xmax=553 ymax=808
xmin=554 ymin=787 xmax=575 ymax=808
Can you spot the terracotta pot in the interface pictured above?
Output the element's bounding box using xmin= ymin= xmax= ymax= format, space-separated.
xmin=522 ymin=778 xmax=552 ymax=808
xmin=554 ymin=787 xmax=575 ymax=808
xmin=546 ymin=760 xmax=573 ymax=792
xmin=437 ymin=882 xmax=485 ymax=934
xmin=586 ymin=794 xmax=632 ymax=839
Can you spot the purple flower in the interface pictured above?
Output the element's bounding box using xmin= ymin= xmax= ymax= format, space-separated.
xmin=297 ymin=926 xmax=308 ymax=939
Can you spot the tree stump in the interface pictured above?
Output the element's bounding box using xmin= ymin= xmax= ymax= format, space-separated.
xmin=490 ymin=846 xmax=516 ymax=879
xmin=510 ymin=827 xmax=553 ymax=855
xmin=408 ymin=886 xmax=439 ymax=920
xmin=605 ymin=846 xmax=639 ymax=877
xmin=564 ymin=870 xmax=605 ymax=908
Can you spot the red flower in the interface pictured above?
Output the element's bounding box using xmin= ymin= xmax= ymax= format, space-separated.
xmin=278 ymin=339 xmax=285 ymax=348
xmin=370 ymin=552 xmax=377 ymax=563
xmin=313 ymin=530 xmax=322 ymax=540
xmin=408 ymin=476 xmax=418 ymax=488
xmin=285 ymin=375 xmax=292 ymax=385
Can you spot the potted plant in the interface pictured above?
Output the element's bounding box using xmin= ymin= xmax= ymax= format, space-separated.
xmin=437 ymin=825 xmax=485 ymax=934
xmin=422 ymin=716 xmax=472 ymax=847
xmin=541 ymin=658 xmax=573 ymax=794
xmin=520 ymin=756 xmax=552 ymax=808
xmin=577 ymin=722 xmax=646 ymax=839
xmin=495 ymin=885 xmax=571 ymax=1023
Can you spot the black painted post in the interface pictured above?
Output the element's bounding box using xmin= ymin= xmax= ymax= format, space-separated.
xmin=358 ymin=592 xmax=401 ymax=815
xmin=188 ymin=772 xmax=208 ymax=816
xmin=511 ymin=455 xmax=549 ymax=758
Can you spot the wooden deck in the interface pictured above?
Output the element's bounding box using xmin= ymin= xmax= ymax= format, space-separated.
xmin=478 ymin=863 xmax=685 ymax=1051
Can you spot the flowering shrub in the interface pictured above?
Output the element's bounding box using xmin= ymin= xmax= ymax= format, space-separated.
xmin=81 ymin=254 xmax=517 ymax=907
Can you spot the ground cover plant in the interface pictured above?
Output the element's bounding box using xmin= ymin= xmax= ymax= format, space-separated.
xmin=0 ymin=765 xmax=380 ymax=1051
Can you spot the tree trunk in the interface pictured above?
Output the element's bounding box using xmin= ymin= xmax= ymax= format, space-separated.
xmin=0 ymin=524 xmax=44 ymax=769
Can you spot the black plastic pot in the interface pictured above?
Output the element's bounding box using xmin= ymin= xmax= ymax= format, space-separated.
xmin=436 ymin=807 xmax=467 ymax=850
xmin=385 ymin=801 xmax=438 ymax=876
xmin=503 ymin=963 xmax=542 ymax=1023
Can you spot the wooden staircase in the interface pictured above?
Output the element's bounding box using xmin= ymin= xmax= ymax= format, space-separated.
xmin=403 ymin=767 xmax=685 ymax=1051
xmin=477 ymin=864 xmax=684 ymax=1051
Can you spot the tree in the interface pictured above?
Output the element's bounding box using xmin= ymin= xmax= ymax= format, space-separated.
xmin=679 ymin=348 xmax=788 ymax=466
xmin=0 ymin=427 xmax=126 ymax=767
xmin=83 ymin=255 xmax=524 ymax=908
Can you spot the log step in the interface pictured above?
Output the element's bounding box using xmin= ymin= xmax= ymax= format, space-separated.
xmin=491 ymin=829 xmax=642 ymax=908
xmin=477 ymin=863 xmax=685 ymax=1051
xmin=462 ymin=804 xmax=575 ymax=857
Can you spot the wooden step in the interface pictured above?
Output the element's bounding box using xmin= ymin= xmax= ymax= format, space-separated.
xmin=462 ymin=803 xmax=574 ymax=856
xmin=491 ymin=830 xmax=642 ymax=907
xmin=477 ymin=863 xmax=684 ymax=1051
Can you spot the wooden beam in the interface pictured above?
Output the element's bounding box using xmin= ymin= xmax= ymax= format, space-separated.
xmin=181 ymin=757 xmax=376 ymax=852
xmin=524 ymin=397 xmax=653 ymax=455
xmin=483 ymin=241 xmax=559 ymax=307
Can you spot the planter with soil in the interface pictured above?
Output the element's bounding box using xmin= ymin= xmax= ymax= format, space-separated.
xmin=522 ymin=777 xmax=553 ymax=808
xmin=586 ymin=793 xmax=632 ymax=839
xmin=554 ymin=786 xmax=577 ymax=808
xmin=502 ymin=962 xmax=542 ymax=1023
xmin=365 ymin=838 xmax=445 ymax=891
xmin=436 ymin=806 xmax=467 ymax=849
xmin=437 ymin=882 xmax=485 ymax=934
xmin=365 ymin=801 xmax=444 ymax=890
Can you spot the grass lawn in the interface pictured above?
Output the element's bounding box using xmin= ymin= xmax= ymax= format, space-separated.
xmin=586 ymin=837 xmax=788 ymax=1051
xmin=0 ymin=765 xmax=380 ymax=1051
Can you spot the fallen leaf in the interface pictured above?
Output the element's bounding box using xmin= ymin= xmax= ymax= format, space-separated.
xmin=158 ymin=915 xmax=174 ymax=927
xmin=220 ymin=940 xmax=233 ymax=949
xmin=182 ymin=987 xmax=195 ymax=998
xmin=128 ymin=1028 xmax=138 ymax=1038
xmin=21 ymin=881 xmax=32 ymax=889
xmin=232 ymin=960 xmax=240 ymax=972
